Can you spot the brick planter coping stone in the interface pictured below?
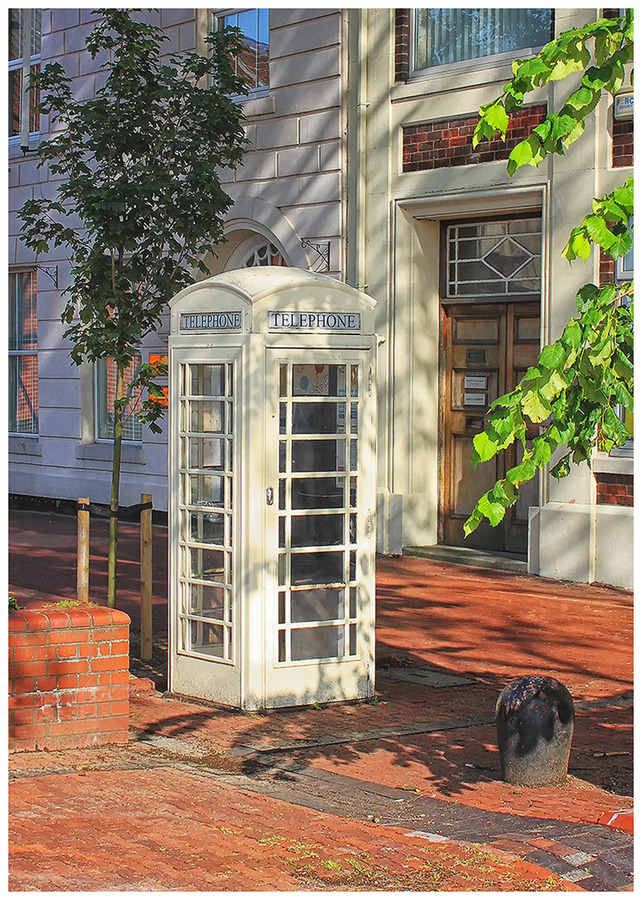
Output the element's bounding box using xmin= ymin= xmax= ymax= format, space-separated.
xmin=9 ymin=605 xmax=131 ymax=752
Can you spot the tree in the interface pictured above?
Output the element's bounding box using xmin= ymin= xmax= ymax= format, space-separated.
xmin=464 ymin=11 xmax=633 ymax=538
xmin=20 ymin=9 xmax=249 ymax=606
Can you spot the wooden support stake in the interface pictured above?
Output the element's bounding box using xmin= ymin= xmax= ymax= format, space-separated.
xmin=140 ymin=493 xmax=153 ymax=661
xmin=77 ymin=498 xmax=90 ymax=604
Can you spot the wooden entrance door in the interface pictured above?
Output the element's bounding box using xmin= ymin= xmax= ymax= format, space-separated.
xmin=440 ymin=301 xmax=540 ymax=554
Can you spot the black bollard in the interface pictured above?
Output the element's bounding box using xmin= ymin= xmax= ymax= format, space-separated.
xmin=496 ymin=674 xmax=575 ymax=786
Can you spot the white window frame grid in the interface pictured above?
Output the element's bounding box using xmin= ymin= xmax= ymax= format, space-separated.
xmin=211 ymin=7 xmax=269 ymax=100
xmin=410 ymin=8 xmax=553 ymax=79
xmin=94 ymin=355 xmax=143 ymax=444
xmin=275 ymin=361 xmax=361 ymax=665
xmin=9 ymin=268 xmax=39 ymax=436
xmin=8 ymin=8 xmax=42 ymax=146
xmin=178 ymin=361 xmax=236 ymax=663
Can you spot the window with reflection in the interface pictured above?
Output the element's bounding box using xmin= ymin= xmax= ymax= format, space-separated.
xmin=9 ymin=9 xmax=41 ymax=138
xmin=215 ymin=8 xmax=269 ymax=97
xmin=413 ymin=8 xmax=553 ymax=72
xmin=95 ymin=356 xmax=143 ymax=442
xmin=9 ymin=270 xmax=38 ymax=435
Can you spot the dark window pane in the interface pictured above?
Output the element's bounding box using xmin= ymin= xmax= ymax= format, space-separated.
xmin=292 ymin=439 xmax=342 ymax=472
xmin=415 ymin=9 xmax=552 ymax=70
xmin=188 ymin=583 xmax=225 ymax=619
xmin=189 ymin=546 xmax=226 ymax=582
xmin=189 ymin=620 xmax=224 ymax=658
xmin=292 ymin=401 xmax=344 ymax=434
xmin=292 ymin=477 xmax=344 ymax=509
xmin=291 ymin=588 xmax=345 ymax=623
xmin=291 ymin=624 xmax=343 ymax=660
xmin=291 ymin=550 xmax=343 ymax=586
xmin=291 ymin=514 xmax=344 ymax=547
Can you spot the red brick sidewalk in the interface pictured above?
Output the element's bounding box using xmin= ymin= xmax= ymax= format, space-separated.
xmin=8 ymin=508 xmax=634 ymax=890
xmin=9 ymin=760 xmax=578 ymax=892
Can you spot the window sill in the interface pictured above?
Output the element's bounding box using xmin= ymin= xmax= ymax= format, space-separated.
xmin=592 ymin=450 xmax=633 ymax=477
xmin=76 ymin=442 xmax=146 ymax=465
xmin=9 ymin=435 xmax=42 ymax=457
xmin=8 ymin=134 xmax=41 ymax=158
xmin=239 ymin=94 xmax=274 ymax=118
xmin=392 ymin=53 xmax=539 ymax=104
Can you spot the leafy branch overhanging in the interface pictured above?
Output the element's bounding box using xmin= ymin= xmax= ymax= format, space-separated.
xmin=464 ymin=11 xmax=633 ymax=536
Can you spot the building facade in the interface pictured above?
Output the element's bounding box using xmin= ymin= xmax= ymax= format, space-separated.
xmin=8 ymin=8 xmax=634 ymax=587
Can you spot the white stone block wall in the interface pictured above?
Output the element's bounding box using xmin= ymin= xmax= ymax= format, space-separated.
xmin=8 ymin=8 xmax=347 ymax=511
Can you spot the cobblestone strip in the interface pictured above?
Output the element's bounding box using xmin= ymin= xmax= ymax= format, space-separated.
xmin=246 ymin=761 xmax=634 ymax=893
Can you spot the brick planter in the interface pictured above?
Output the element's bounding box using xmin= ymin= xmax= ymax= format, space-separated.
xmin=9 ymin=605 xmax=131 ymax=752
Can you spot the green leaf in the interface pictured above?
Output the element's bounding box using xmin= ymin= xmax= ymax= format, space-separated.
xmin=601 ymin=407 xmax=631 ymax=446
xmin=583 ymin=214 xmax=617 ymax=249
xmin=549 ymin=51 xmax=590 ymax=81
xmin=478 ymin=492 xmax=508 ymax=527
xmin=540 ymin=369 xmax=569 ymax=401
xmin=551 ymin=454 xmax=571 ymax=479
xmin=612 ymin=181 xmax=634 ymax=212
xmin=522 ymin=390 xmax=552 ymax=423
xmin=565 ymin=84 xmax=598 ymax=111
xmin=561 ymin=320 xmax=583 ymax=349
xmin=563 ymin=230 xmax=592 ymax=261
xmin=532 ymin=439 xmax=553 ymax=467
xmin=506 ymin=456 xmax=537 ymax=486
xmin=472 ymin=430 xmax=500 ymax=464
xmin=507 ymin=134 xmax=545 ymax=174
xmin=613 ymin=380 xmax=634 ymax=410
xmin=539 ymin=341 xmax=567 ymax=370
xmin=483 ymin=100 xmax=510 ymax=135
xmin=463 ymin=509 xmax=484 ymax=537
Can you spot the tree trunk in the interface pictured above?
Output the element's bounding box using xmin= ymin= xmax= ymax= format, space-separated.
xmin=107 ymin=360 xmax=125 ymax=608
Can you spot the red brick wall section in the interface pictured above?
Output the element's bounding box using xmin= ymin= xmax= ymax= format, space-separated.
xmin=394 ymin=9 xmax=410 ymax=83
xmin=599 ymin=248 xmax=616 ymax=285
xmin=594 ymin=473 xmax=634 ymax=507
xmin=402 ymin=105 xmax=548 ymax=172
xmin=8 ymin=605 xmax=131 ymax=752
xmin=612 ymin=118 xmax=633 ymax=168
xmin=603 ymin=10 xmax=634 ymax=168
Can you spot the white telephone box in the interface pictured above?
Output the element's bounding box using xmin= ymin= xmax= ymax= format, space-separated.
xmin=168 ymin=268 xmax=377 ymax=710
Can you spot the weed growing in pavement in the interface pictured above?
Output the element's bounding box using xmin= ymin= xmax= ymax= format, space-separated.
xmin=286 ymin=841 xmax=320 ymax=859
xmin=257 ymin=834 xmax=286 ymax=846
xmin=9 ymin=595 xmax=19 ymax=610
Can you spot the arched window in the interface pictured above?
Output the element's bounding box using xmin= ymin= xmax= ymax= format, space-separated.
xmin=243 ymin=241 xmax=287 ymax=268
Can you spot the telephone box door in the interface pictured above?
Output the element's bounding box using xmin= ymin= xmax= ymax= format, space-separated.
xmin=169 ymin=349 xmax=242 ymax=705
xmin=264 ymin=348 xmax=376 ymax=705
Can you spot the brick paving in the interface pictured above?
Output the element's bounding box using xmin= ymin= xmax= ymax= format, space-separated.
xmin=9 ymin=762 xmax=579 ymax=892
xmin=8 ymin=507 xmax=634 ymax=891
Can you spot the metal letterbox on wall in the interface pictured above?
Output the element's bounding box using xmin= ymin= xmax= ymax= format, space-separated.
xmin=168 ymin=268 xmax=378 ymax=710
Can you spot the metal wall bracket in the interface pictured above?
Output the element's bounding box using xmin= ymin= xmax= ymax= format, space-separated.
xmin=36 ymin=265 xmax=59 ymax=288
xmin=301 ymin=239 xmax=331 ymax=273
